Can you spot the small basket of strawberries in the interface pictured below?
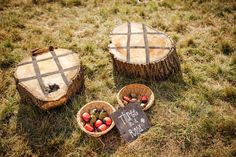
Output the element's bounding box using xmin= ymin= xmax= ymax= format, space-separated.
xmin=77 ymin=101 xmax=116 ymax=137
xmin=117 ymin=84 xmax=155 ymax=111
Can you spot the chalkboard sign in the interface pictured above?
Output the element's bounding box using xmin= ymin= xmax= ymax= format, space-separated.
xmin=111 ymin=102 xmax=151 ymax=142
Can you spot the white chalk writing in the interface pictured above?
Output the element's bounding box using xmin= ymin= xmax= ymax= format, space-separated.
xmin=128 ymin=124 xmax=144 ymax=138
xmin=118 ymin=109 xmax=139 ymax=127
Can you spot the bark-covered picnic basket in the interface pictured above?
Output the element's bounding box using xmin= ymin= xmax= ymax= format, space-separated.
xmin=109 ymin=22 xmax=181 ymax=80
xmin=14 ymin=46 xmax=84 ymax=110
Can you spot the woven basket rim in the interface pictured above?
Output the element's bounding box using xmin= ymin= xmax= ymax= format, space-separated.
xmin=77 ymin=100 xmax=116 ymax=137
xmin=117 ymin=84 xmax=155 ymax=111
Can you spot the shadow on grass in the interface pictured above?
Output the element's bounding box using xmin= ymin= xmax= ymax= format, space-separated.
xmin=16 ymin=86 xmax=123 ymax=156
xmin=16 ymin=88 xmax=87 ymax=156
xmin=86 ymin=128 xmax=123 ymax=156
xmin=113 ymin=67 xmax=188 ymax=102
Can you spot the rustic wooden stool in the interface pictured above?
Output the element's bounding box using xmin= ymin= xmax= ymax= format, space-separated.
xmin=14 ymin=47 xmax=84 ymax=110
xmin=109 ymin=22 xmax=181 ymax=80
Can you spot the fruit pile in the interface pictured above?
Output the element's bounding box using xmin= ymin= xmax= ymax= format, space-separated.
xmin=81 ymin=109 xmax=112 ymax=132
xmin=122 ymin=93 xmax=149 ymax=109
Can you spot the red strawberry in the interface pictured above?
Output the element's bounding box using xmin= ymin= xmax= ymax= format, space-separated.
xmin=95 ymin=119 xmax=103 ymax=128
xmin=123 ymin=96 xmax=131 ymax=102
xmin=98 ymin=124 xmax=107 ymax=132
xmin=82 ymin=112 xmax=90 ymax=122
xmin=141 ymin=96 xmax=148 ymax=103
xmin=103 ymin=117 xmax=112 ymax=126
xmin=84 ymin=123 xmax=94 ymax=132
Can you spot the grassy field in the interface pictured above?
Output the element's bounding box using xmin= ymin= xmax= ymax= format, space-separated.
xmin=0 ymin=0 xmax=236 ymax=156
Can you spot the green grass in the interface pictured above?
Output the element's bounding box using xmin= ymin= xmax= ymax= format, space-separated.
xmin=0 ymin=0 xmax=236 ymax=156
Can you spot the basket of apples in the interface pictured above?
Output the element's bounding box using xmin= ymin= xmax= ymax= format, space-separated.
xmin=117 ymin=84 xmax=155 ymax=111
xmin=77 ymin=101 xmax=116 ymax=137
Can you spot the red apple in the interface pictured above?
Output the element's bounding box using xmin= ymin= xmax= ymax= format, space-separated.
xmin=95 ymin=119 xmax=103 ymax=128
xmin=82 ymin=112 xmax=90 ymax=122
xmin=98 ymin=124 xmax=107 ymax=132
xmin=123 ymin=96 xmax=131 ymax=102
xmin=141 ymin=96 xmax=148 ymax=103
xmin=103 ymin=117 xmax=112 ymax=126
xmin=84 ymin=123 xmax=94 ymax=132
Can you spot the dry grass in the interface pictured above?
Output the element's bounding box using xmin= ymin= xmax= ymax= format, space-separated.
xmin=0 ymin=0 xmax=236 ymax=157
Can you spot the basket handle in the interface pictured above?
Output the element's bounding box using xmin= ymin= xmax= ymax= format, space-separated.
xmin=31 ymin=46 xmax=54 ymax=56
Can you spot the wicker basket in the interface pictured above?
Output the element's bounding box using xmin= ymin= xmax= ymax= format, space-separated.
xmin=117 ymin=84 xmax=155 ymax=111
xmin=77 ymin=101 xmax=116 ymax=137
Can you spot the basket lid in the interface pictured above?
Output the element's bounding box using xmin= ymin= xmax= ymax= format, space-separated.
xmin=109 ymin=22 xmax=174 ymax=64
xmin=15 ymin=48 xmax=81 ymax=101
